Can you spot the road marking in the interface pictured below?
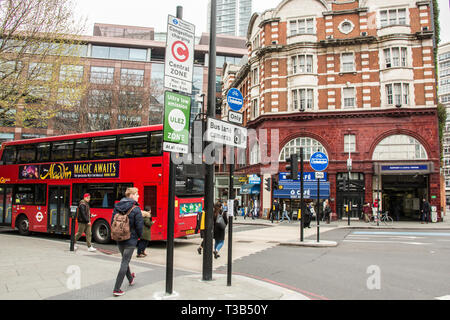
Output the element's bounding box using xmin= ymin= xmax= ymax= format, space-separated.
xmin=344 ymin=240 xmax=430 ymax=246
xmin=436 ymin=295 xmax=450 ymax=300
xmin=348 ymin=234 xmax=423 ymax=240
xmin=352 ymin=231 xmax=450 ymax=237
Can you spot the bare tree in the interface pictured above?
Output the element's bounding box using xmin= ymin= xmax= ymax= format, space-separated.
xmin=53 ymin=72 xmax=165 ymax=134
xmin=0 ymin=0 xmax=87 ymax=128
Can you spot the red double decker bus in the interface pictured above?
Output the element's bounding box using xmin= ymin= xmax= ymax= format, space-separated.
xmin=0 ymin=125 xmax=204 ymax=243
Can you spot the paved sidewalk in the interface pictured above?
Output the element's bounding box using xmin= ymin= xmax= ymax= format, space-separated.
xmin=0 ymin=231 xmax=308 ymax=300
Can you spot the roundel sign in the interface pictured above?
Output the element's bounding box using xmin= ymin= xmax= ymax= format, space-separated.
xmin=310 ymin=152 xmax=329 ymax=172
xmin=172 ymin=41 xmax=189 ymax=63
xmin=227 ymin=88 xmax=244 ymax=112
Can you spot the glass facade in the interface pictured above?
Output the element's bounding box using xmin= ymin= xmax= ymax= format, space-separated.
xmin=208 ymin=0 xmax=252 ymax=37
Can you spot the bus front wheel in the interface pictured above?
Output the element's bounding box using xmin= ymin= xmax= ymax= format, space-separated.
xmin=93 ymin=220 xmax=111 ymax=244
xmin=17 ymin=215 xmax=31 ymax=236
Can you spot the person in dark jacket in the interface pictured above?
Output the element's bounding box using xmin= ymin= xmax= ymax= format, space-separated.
xmin=137 ymin=209 xmax=153 ymax=258
xmin=111 ymin=187 xmax=144 ymax=297
xmin=213 ymin=201 xmax=228 ymax=259
xmin=303 ymin=202 xmax=312 ymax=228
xmin=421 ymin=197 xmax=431 ymax=224
xmin=74 ymin=193 xmax=96 ymax=252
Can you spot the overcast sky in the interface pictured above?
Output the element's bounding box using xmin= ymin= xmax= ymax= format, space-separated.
xmin=74 ymin=0 xmax=449 ymax=43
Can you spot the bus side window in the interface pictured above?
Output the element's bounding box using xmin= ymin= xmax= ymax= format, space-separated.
xmin=36 ymin=143 xmax=50 ymax=162
xmin=149 ymin=131 xmax=162 ymax=156
xmin=51 ymin=140 xmax=74 ymax=162
xmin=74 ymin=139 xmax=90 ymax=160
xmin=17 ymin=145 xmax=37 ymax=163
xmin=1 ymin=146 xmax=17 ymax=164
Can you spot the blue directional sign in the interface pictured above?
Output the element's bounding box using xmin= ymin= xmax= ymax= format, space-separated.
xmin=310 ymin=152 xmax=329 ymax=172
xmin=226 ymin=88 xmax=244 ymax=112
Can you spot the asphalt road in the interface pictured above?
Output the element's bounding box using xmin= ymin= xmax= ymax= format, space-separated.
xmin=217 ymin=228 xmax=450 ymax=300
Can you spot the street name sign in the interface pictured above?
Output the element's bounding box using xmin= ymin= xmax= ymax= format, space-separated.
xmin=163 ymin=91 xmax=191 ymax=154
xmin=226 ymin=88 xmax=244 ymax=112
xmin=310 ymin=152 xmax=329 ymax=172
xmin=206 ymin=118 xmax=247 ymax=149
xmin=164 ymin=15 xmax=195 ymax=95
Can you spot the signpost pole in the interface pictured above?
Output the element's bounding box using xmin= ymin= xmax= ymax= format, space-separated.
xmin=317 ymin=177 xmax=320 ymax=243
xmin=165 ymin=6 xmax=184 ymax=296
xmin=203 ymin=0 xmax=216 ymax=281
xmin=227 ymin=157 xmax=234 ymax=286
xmin=300 ymin=148 xmax=304 ymax=242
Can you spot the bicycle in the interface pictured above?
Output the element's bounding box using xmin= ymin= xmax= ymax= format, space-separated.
xmin=369 ymin=211 xmax=394 ymax=226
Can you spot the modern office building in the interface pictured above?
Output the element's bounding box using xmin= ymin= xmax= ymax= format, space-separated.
xmin=207 ymin=0 xmax=253 ymax=37
xmin=0 ymin=23 xmax=247 ymax=144
xmin=439 ymin=42 xmax=450 ymax=209
xmin=222 ymin=0 xmax=442 ymax=221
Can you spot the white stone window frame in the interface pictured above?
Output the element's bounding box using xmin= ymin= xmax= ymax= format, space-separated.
xmin=344 ymin=134 xmax=356 ymax=153
xmin=288 ymin=16 xmax=315 ymax=36
xmin=385 ymin=82 xmax=410 ymax=107
xmin=338 ymin=19 xmax=355 ymax=35
xmin=341 ymin=52 xmax=355 ymax=73
xmin=379 ymin=7 xmax=409 ymax=28
xmin=291 ymin=88 xmax=314 ymax=111
xmin=383 ymin=47 xmax=408 ymax=69
xmin=342 ymin=87 xmax=356 ymax=109
xmin=291 ymin=54 xmax=314 ymax=75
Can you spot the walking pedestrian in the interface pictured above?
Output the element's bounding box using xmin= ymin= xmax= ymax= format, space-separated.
xmin=362 ymin=202 xmax=371 ymax=222
xmin=111 ymin=187 xmax=143 ymax=297
xmin=213 ymin=201 xmax=228 ymax=259
xmin=195 ymin=210 xmax=205 ymax=255
xmin=304 ymin=202 xmax=312 ymax=228
xmin=280 ymin=201 xmax=291 ymax=223
xmin=421 ymin=197 xmax=431 ymax=224
xmin=74 ymin=193 xmax=96 ymax=252
xmin=324 ymin=199 xmax=332 ymax=224
xmin=136 ymin=209 xmax=153 ymax=258
xmin=234 ymin=198 xmax=239 ymax=220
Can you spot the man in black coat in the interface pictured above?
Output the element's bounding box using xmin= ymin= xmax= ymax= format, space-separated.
xmin=111 ymin=187 xmax=143 ymax=296
xmin=74 ymin=193 xmax=96 ymax=252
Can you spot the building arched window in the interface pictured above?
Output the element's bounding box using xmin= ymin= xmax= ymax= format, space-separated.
xmin=372 ymin=134 xmax=428 ymax=160
xmin=279 ymin=137 xmax=327 ymax=162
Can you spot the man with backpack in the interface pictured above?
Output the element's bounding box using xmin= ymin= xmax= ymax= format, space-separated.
xmin=111 ymin=187 xmax=143 ymax=297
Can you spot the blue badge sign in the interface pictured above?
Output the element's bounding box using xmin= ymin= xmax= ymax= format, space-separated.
xmin=310 ymin=152 xmax=329 ymax=172
xmin=226 ymin=88 xmax=244 ymax=112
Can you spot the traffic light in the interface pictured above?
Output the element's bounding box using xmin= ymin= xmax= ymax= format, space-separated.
xmin=264 ymin=177 xmax=271 ymax=191
xmin=272 ymin=177 xmax=279 ymax=190
xmin=285 ymin=154 xmax=299 ymax=180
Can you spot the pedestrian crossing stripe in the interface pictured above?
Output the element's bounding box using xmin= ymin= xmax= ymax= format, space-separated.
xmin=352 ymin=231 xmax=450 ymax=237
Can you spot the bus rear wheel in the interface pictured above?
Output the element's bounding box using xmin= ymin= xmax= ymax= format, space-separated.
xmin=93 ymin=220 xmax=111 ymax=244
xmin=17 ymin=216 xmax=31 ymax=236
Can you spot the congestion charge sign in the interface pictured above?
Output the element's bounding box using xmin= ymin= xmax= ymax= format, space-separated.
xmin=164 ymin=15 xmax=195 ymax=95
xmin=163 ymin=91 xmax=191 ymax=154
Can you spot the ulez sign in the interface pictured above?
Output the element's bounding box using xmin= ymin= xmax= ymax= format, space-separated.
xmin=163 ymin=91 xmax=191 ymax=154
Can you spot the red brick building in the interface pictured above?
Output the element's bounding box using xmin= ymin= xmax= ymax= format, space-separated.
xmin=222 ymin=0 xmax=441 ymax=221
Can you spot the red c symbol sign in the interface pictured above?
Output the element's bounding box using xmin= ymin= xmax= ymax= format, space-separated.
xmin=172 ymin=41 xmax=189 ymax=62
